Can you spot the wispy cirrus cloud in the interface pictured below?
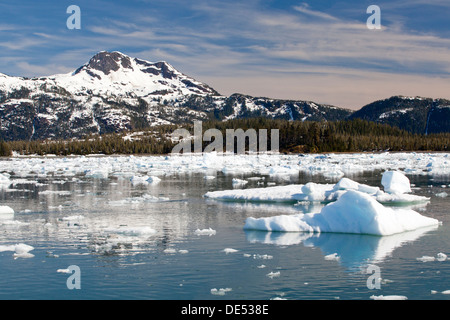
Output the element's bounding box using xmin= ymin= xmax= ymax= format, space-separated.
xmin=0 ymin=0 xmax=449 ymax=108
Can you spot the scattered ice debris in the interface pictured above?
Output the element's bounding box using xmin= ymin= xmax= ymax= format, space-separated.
xmin=244 ymin=190 xmax=439 ymax=236
xmin=223 ymin=248 xmax=239 ymax=254
xmin=211 ymin=288 xmax=232 ymax=296
xmin=178 ymin=249 xmax=189 ymax=254
xmin=203 ymin=175 xmax=216 ymax=180
xmin=0 ymin=243 xmax=35 ymax=259
xmin=194 ymin=228 xmax=216 ymax=236
xmin=370 ymin=295 xmax=408 ymax=300
xmin=2 ymin=153 xmax=450 ymax=184
xmin=324 ymin=253 xmax=340 ymax=261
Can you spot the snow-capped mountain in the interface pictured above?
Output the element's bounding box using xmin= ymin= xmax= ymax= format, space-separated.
xmin=0 ymin=51 xmax=353 ymax=141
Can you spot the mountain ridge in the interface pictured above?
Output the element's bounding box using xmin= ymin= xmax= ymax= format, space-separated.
xmin=0 ymin=51 xmax=448 ymax=141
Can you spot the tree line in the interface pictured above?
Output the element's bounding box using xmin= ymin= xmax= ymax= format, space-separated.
xmin=0 ymin=118 xmax=448 ymax=156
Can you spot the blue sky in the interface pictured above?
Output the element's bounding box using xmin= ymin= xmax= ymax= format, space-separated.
xmin=1 ymin=0 xmax=449 ymax=109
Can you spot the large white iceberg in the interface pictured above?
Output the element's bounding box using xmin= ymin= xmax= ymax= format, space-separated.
xmin=243 ymin=190 xmax=439 ymax=236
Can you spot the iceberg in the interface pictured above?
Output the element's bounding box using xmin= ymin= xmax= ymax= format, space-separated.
xmin=205 ymin=173 xmax=429 ymax=205
xmin=381 ymin=171 xmax=412 ymax=194
xmin=244 ymin=190 xmax=439 ymax=236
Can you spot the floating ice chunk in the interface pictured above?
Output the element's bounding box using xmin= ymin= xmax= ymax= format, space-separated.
xmin=130 ymin=175 xmax=161 ymax=186
xmin=381 ymin=171 xmax=411 ymax=194
xmin=223 ymin=248 xmax=239 ymax=254
xmin=57 ymin=269 xmax=72 ymax=274
xmin=370 ymin=295 xmax=408 ymax=300
xmin=0 ymin=206 xmax=14 ymax=219
xmin=417 ymin=253 xmax=447 ymax=262
xmin=203 ymin=175 xmax=216 ymax=180
xmin=244 ymin=190 xmax=440 ymax=236
xmin=104 ymin=226 xmax=156 ymax=236
xmin=194 ymin=228 xmax=216 ymax=236
xmin=437 ymin=252 xmax=448 ymax=261
xmin=0 ymin=243 xmax=34 ymax=259
xmin=267 ymin=271 xmax=281 ymax=278
xmin=205 ymin=184 xmax=304 ymax=202
xmin=211 ymin=288 xmax=232 ymax=296
xmin=436 ymin=192 xmax=448 ymax=198
xmin=442 ymin=290 xmax=450 ymax=295
xmin=417 ymin=256 xmax=435 ymax=262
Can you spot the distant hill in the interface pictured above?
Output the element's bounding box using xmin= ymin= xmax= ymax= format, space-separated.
xmin=349 ymin=96 xmax=450 ymax=134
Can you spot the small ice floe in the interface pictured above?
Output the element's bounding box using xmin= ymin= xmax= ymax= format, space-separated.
xmin=324 ymin=253 xmax=340 ymax=261
xmin=0 ymin=243 xmax=35 ymax=259
xmin=203 ymin=175 xmax=216 ymax=180
xmin=370 ymin=295 xmax=408 ymax=300
xmin=266 ymin=271 xmax=281 ymax=279
xmin=435 ymin=192 xmax=448 ymax=198
xmin=211 ymin=288 xmax=232 ymax=296
xmin=57 ymin=268 xmax=72 ymax=274
xmin=194 ymin=228 xmax=216 ymax=236
xmin=223 ymin=248 xmax=239 ymax=254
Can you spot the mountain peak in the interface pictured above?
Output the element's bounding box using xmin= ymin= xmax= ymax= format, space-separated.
xmin=75 ymin=51 xmax=133 ymax=76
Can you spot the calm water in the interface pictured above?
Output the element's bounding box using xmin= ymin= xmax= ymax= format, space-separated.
xmin=0 ymin=161 xmax=449 ymax=300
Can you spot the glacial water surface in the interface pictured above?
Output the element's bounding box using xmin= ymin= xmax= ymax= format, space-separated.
xmin=0 ymin=155 xmax=449 ymax=300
